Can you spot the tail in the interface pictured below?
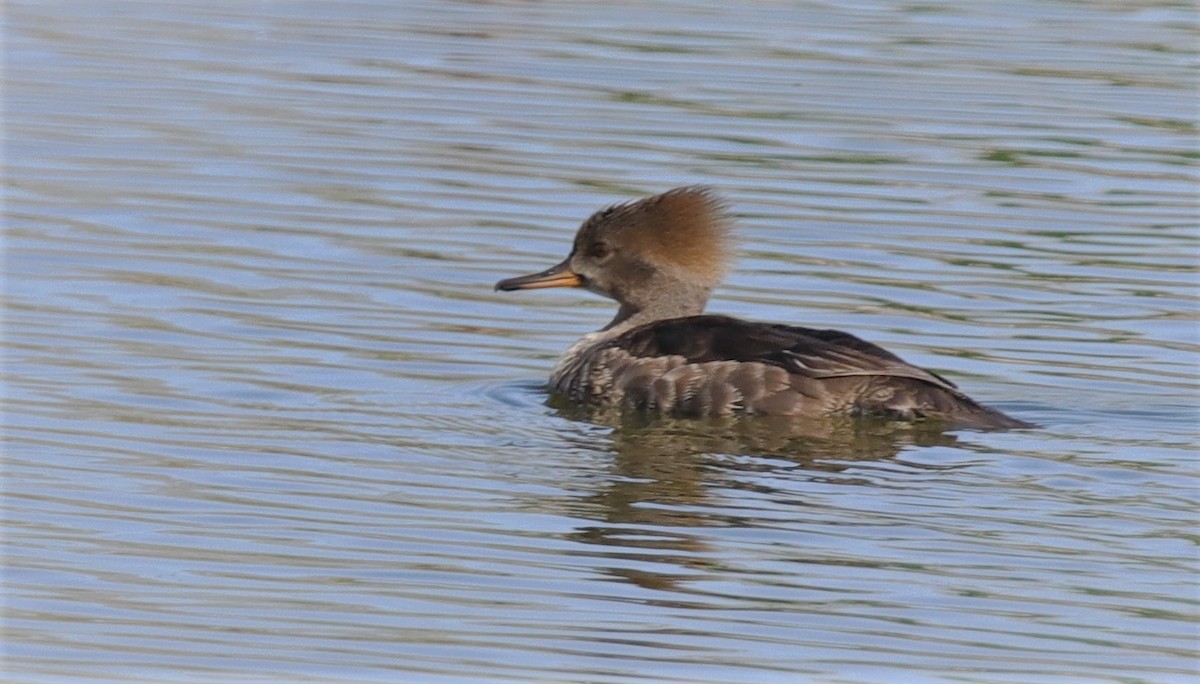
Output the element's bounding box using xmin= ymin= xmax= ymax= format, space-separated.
xmin=863 ymin=377 xmax=1035 ymax=431
xmin=937 ymin=399 xmax=1036 ymax=431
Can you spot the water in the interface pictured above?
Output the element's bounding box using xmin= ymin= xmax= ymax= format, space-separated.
xmin=5 ymin=1 xmax=1197 ymax=682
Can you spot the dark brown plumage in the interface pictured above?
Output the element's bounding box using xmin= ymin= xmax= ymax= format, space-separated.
xmin=497 ymin=186 xmax=1032 ymax=430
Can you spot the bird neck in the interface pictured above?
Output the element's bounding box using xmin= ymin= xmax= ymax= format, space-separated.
xmin=601 ymin=280 xmax=711 ymax=334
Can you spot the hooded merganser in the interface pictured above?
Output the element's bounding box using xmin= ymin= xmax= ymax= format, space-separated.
xmin=496 ymin=187 xmax=1032 ymax=430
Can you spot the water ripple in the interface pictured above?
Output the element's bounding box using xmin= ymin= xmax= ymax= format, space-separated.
xmin=7 ymin=1 xmax=1197 ymax=682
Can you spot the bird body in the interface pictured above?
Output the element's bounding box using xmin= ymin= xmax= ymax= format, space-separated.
xmin=497 ymin=187 xmax=1031 ymax=430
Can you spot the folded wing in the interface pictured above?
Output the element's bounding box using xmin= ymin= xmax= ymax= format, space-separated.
xmin=602 ymin=315 xmax=1030 ymax=429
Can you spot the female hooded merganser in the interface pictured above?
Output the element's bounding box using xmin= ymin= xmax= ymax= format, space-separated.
xmin=496 ymin=187 xmax=1032 ymax=430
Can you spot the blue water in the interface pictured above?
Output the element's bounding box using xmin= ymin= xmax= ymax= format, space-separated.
xmin=6 ymin=1 xmax=1197 ymax=682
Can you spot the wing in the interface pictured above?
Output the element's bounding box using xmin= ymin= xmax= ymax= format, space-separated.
xmin=599 ymin=315 xmax=1030 ymax=428
xmin=610 ymin=315 xmax=958 ymax=391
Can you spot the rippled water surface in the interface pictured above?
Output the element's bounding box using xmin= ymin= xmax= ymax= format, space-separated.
xmin=6 ymin=1 xmax=1198 ymax=682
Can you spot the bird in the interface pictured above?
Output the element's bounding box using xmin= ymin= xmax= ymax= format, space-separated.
xmin=495 ymin=186 xmax=1033 ymax=430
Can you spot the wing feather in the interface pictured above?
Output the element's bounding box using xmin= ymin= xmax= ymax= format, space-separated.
xmin=611 ymin=315 xmax=957 ymax=391
xmin=591 ymin=315 xmax=1031 ymax=428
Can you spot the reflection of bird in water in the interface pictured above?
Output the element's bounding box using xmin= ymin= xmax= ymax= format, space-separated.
xmin=553 ymin=395 xmax=963 ymax=465
xmin=498 ymin=186 xmax=1033 ymax=430
xmin=556 ymin=403 xmax=967 ymax=594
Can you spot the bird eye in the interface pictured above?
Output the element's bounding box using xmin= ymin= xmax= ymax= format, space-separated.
xmin=587 ymin=241 xmax=612 ymax=261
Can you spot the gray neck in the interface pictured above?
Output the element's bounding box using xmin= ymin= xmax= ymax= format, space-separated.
xmin=600 ymin=280 xmax=711 ymax=335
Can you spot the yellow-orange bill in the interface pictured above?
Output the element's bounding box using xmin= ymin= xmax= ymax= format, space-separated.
xmin=495 ymin=261 xmax=582 ymax=291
